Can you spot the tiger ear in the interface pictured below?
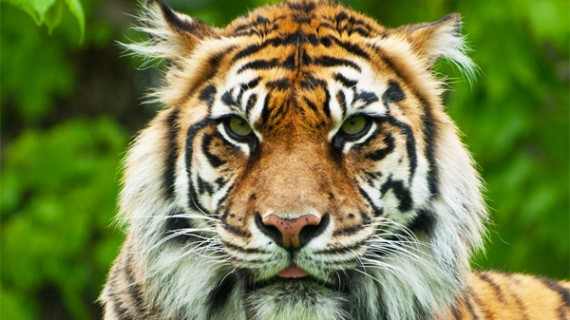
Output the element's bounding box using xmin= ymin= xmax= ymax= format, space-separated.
xmin=128 ymin=0 xmax=218 ymax=61
xmin=394 ymin=13 xmax=475 ymax=77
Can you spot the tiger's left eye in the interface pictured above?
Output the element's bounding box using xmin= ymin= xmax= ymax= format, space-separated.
xmin=225 ymin=116 xmax=253 ymax=140
xmin=340 ymin=115 xmax=370 ymax=137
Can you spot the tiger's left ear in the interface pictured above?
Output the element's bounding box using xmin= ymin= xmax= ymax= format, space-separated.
xmin=393 ymin=13 xmax=475 ymax=76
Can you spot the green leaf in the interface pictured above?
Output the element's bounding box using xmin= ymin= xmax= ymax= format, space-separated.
xmin=4 ymin=0 xmax=57 ymax=25
xmin=43 ymin=0 xmax=62 ymax=33
xmin=3 ymin=0 xmax=84 ymax=41
xmin=64 ymin=0 xmax=84 ymax=41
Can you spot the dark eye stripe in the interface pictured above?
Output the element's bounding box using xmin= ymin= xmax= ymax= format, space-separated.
xmin=185 ymin=118 xmax=216 ymax=215
xmin=201 ymin=133 xmax=227 ymax=168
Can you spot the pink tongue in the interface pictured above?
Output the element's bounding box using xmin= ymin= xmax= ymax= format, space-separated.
xmin=277 ymin=264 xmax=309 ymax=278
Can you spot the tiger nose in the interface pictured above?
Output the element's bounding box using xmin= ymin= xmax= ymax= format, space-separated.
xmin=256 ymin=213 xmax=330 ymax=249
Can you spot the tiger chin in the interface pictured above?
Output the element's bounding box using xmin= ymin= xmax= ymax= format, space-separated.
xmin=100 ymin=1 xmax=569 ymax=319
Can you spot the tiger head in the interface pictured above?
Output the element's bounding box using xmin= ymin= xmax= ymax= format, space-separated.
xmin=119 ymin=0 xmax=486 ymax=319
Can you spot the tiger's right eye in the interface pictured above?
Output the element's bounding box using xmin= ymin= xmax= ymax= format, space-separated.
xmin=225 ymin=117 xmax=253 ymax=141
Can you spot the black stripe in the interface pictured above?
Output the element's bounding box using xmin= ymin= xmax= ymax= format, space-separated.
xmin=222 ymin=241 xmax=269 ymax=254
xmin=109 ymin=298 xmax=133 ymax=320
xmin=201 ymin=133 xmax=226 ymax=168
xmin=245 ymin=94 xmax=258 ymax=119
xmin=124 ymin=255 xmax=146 ymax=316
xmin=451 ymin=304 xmax=461 ymax=320
xmin=185 ymin=47 xmax=235 ymax=105
xmin=312 ymin=55 xmax=361 ymax=71
xmin=331 ymin=38 xmax=370 ymax=59
xmin=231 ymin=14 xmax=280 ymax=34
xmin=463 ymin=292 xmax=479 ymax=320
xmin=408 ymin=208 xmax=436 ymax=237
xmin=221 ymin=222 xmax=250 ymax=238
xmin=207 ymin=272 xmax=237 ymax=318
xmin=303 ymin=97 xmax=318 ymax=113
xmin=539 ymin=276 xmax=570 ymax=319
xmin=358 ymin=186 xmax=384 ymax=217
xmin=510 ymin=287 xmax=530 ymax=320
xmin=420 ymin=96 xmax=439 ymax=198
xmin=108 ymin=262 xmax=135 ymax=320
xmin=242 ymin=77 xmax=261 ymax=90
xmin=323 ymin=87 xmax=331 ymax=118
xmin=197 ymin=176 xmax=214 ymax=196
xmin=477 ymin=272 xmax=506 ymax=303
xmin=300 ymin=73 xmax=326 ymax=89
xmin=213 ymin=183 xmax=233 ymax=211
xmin=232 ymin=43 xmax=264 ymax=61
xmin=334 ymin=73 xmax=358 ymax=88
xmin=382 ymin=80 xmax=405 ymax=103
xmin=385 ymin=116 xmax=417 ymax=182
xmin=286 ymin=1 xmax=316 ymax=12
xmin=333 ymin=224 xmax=364 ymax=236
xmin=261 ymin=94 xmax=271 ymax=124
xmin=221 ymin=90 xmax=238 ymax=107
xmin=467 ymin=284 xmax=492 ymax=319
xmin=335 ymin=90 xmax=347 ymax=118
xmin=283 ymin=53 xmax=296 ymax=70
xmin=238 ymin=58 xmax=279 ymax=73
xmin=353 ymin=90 xmax=379 ymax=107
xmin=199 ymin=85 xmax=217 ymax=111
xmin=365 ymin=134 xmax=394 ymax=161
xmin=380 ymin=176 xmax=413 ymax=212
xmin=214 ymin=177 xmax=227 ymax=188
xmin=164 ymin=212 xmax=198 ymax=242
xmin=315 ymin=242 xmax=363 ymax=254
xmin=266 ymin=78 xmax=290 ymax=90
xmin=185 ymin=119 xmax=215 ymax=214
xmin=155 ymin=0 xmax=205 ymax=34
xmin=164 ymin=109 xmax=179 ymax=199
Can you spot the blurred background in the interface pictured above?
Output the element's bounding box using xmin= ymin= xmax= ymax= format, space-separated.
xmin=1 ymin=0 xmax=568 ymax=318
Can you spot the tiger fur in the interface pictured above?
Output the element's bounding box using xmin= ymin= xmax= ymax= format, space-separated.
xmin=100 ymin=0 xmax=570 ymax=319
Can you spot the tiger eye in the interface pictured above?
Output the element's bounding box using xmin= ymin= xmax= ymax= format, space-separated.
xmin=228 ymin=117 xmax=253 ymax=137
xmin=341 ymin=115 xmax=367 ymax=136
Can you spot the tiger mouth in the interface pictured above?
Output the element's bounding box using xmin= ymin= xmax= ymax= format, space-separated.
xmin=276 ymin=263 xmax=310 ymax=278
xmin=244 ymin=274 xmax=347 ymax=293
xmin=237 ymin=264 xmax=352 ymax=293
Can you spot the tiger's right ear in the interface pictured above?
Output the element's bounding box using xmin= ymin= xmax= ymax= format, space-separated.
xmin=128 ymin=0 xmax=218 ymax=61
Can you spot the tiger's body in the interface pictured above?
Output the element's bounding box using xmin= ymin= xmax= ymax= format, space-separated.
xmin=100 ymin=1 xmax=570 ymax=319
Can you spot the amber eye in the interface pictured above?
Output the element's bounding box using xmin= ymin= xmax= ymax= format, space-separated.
xmin=340 ymin=115 xmax=370 ymax=137
xmin=225 ymin=117 xmax=253 ymax=139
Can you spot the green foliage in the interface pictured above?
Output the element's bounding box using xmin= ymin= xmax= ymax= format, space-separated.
xmin=4 ymin=0 xmax=85 ymax=39
xmin=0 ymin=0 xmax=568 ymax=319
xmin=1 ymin=118 xmax=127 ymax=319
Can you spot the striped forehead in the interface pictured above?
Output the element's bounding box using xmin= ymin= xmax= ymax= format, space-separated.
xmin=208 ymin=57 xmax=392 ymax=129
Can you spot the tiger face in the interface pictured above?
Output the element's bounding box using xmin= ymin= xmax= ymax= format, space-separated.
xmin=194 ymin=47 xmax=429 ymax=279
xmin=111 ymin=1 xmax=486 ymax=319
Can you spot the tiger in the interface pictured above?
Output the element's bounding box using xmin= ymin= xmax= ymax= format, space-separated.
xmin=100 ymin=0 xmax=570 ymax=319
